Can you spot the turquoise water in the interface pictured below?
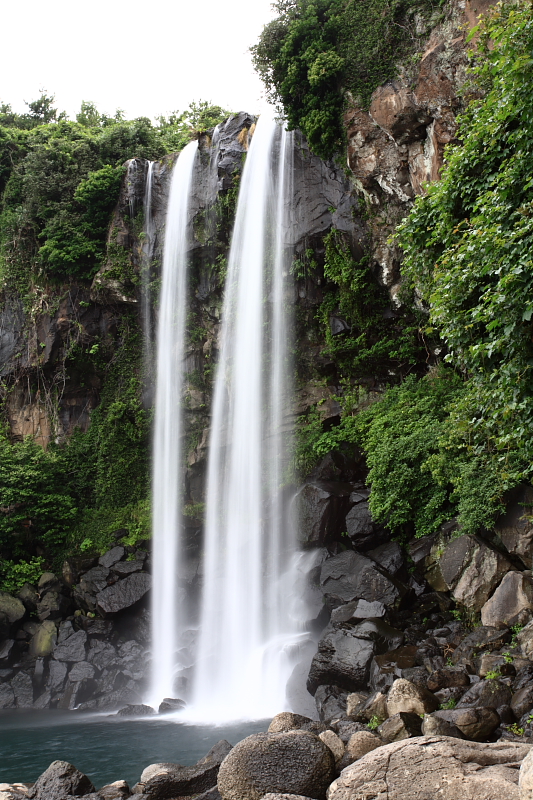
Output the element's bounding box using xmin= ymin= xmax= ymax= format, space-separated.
xmin=0 ymin=711 xmax=266 ymax=788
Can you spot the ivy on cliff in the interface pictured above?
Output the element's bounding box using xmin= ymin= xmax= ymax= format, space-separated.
xmin=252 ymin=0 xmax=439 ymax=158
xmin=397 ymin=0 xmax=533 ymax=496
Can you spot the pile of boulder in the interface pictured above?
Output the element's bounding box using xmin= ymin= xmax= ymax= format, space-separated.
xmin=0 ymin=545 xmax=153 ymax=710
xmin=2 ymin=728 xmax=533 ymax=800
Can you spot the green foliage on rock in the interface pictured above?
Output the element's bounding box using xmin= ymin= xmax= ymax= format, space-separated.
xmin=0 ymin=98 xmax=230 ymax=285
xmin=252 ymin=0 xmax=437 ymax=157
xmin=397 ymin=0 xmax=533 ymax=500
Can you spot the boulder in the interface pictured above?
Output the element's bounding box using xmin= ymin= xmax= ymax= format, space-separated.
xmin=518 ymin=621 xmax=533 ymax=660
xmin=37 ymin=572 xmax=63 ymax=594
xmin=314 ymin=686 xmax=349 ymax=722
xmin=432 ymin=707 xmax=500 ymax=741
xmin=512 ymin=686 xmax=533 ymax=720
xmin=0 ymin=682 xmax=15 ymax=708
xmin=262 ymin=796 xmax=314 ymax=800
xmin=142 ymin=740 xmax=232 ymax=800
xmin=96 ymin=573 xmax=151 ymax=615
xmin=68 ymin=661 xmax=95 ymax=683
xmin=28 ymin=760 xmax=95 ymax=800
xmin=29 ymin=620 xmax=57 ymax=658
xmin=48 ymin=660 xmax=68 ymax=694
xmin=453 ymin=626 xmax=511 ymax=666
xmin=99 ymin=546 xmax=125 ymax=569
xmin=378 ymin=712 xmax=422 ymax=742
xmin=296 ymin=483 xmax=351 ymax=547
xmin=327 ymin=736 xmax=531 ymax=800
xmin=370 ymin=646 xmax=418 ymax=692
xmin=330 ymin=721 xmax=367 ymax=743
xmin=269 ymin=713 xmax=316 ymax=733
xmin=112 ymin=560 xmax=144 ymax=576
xmin=457 ymin=679 xmax=512 ymax=710
xmin=17 ymin=583 xmax=39 ymax=611
xmin=427 ymin=667 xmax=470 ymax=692
xmin=330 ymin=599 xmax=386 ymax=624
xmin=0 ymin=639 xmax=16 ymax=666
xmin=481 ymin=572 xmax=533 ymax=629
xmin=52 ymin=630 xmax=87 ymax=662
xmin=520 ymin=747 xmax=533 ymax=800
xmin=439 ymin=535 xmax=512 ymax=611
xmin=345 ymin=731 xmax=382 ymax=760
xmin=422 ymin=714 xmax=464 ymax=738
xmin=495 ymin=484 xmax=533 ymax=569
xmin=307 ymin=627 xmax=375 ymax=695
xmin=0 ymin=592 xmax=25 ymax=629
xmin=116 ymin=704 xmax=154 ymax=716
xmin=217 ymin=731 xmax=335 ymax=800
xmin=97 ymin=780 xmax=130 ymax=800
xmin=320 ymin=551 xmax=403 ymax=608
xmin=11 ymin=671 xmax=33 ymax=707
xmin=158 ymin=697 xmax=185 ymax=713
xmin=318 ymin=731 xmax=344 ymax=763
xmin=386 ymin=678 xmax=439 ymax=716
xmin=367 ymin=542 xmax=404 ymax=576
xmin=36 ymin=591 xmax=72 ymax=622
xmin=74 ymin=566 xmax=110 ymax=611
xmin=348 ymin=691 xmax=388 ymax=724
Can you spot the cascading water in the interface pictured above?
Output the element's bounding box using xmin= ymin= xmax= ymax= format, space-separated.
xmin=149 ymin=139 xmax=198 ymax=707
xmin=191 ymin=114 xmax=302 ymax=721
xmin=141 ymin=161 xmax=155 ymax=375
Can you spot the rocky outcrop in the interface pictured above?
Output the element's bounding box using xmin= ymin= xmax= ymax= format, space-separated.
xmin=217 ymin=731 xmax=335 ymax=800
xmin=327 ymin=736 xmax=530 ymax=800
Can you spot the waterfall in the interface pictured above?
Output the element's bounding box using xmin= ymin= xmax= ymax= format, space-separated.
xmin=149 ymin=140 xmax=198 ymax=707
xmin=191 ymin=115 xmax=300 ymax=721
xmin=142 ymin=161 xmax=155 ymax=376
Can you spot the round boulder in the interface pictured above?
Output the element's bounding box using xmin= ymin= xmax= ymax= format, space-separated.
xmin=217 ymin=731 xmax=335 ymax=800
xmin=268 ymin=713 xmax=315 ymax=733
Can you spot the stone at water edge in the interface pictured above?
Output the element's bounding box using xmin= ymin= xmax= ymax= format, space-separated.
xmin=27 ymin=760 xmax=95 ymax=800
xmin=115 ymin=703 xmax=155 ymax=716
xmin=217 ymin=731 xmax=335 ymax=800
xmin=97 ymin=780 xmax=130 ymax=800
xmin=158 ymin=697 xmax=185 ymax=713
xmin=328 ymin=736 xmax=532 ymax=800
xmin=268 ymin=713 xmax=316 ymax=733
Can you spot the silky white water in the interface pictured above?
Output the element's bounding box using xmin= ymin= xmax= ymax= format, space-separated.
xmin=142 ymin=161 xmax=155 ymax=375
xmin=149 ymin=140 xmax=198 ymax=707
xmin=191 ymin=115 xmax=301 ymax=721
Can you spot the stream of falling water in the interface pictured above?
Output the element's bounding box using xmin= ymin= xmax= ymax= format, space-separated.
xmin=190 ymin=115 xmax=302 ymax=721
xmin=149 ymin=140 xmax=198 ymax=707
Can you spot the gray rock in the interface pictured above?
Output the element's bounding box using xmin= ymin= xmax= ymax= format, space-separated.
xmin=38 ymin=572 xmax=62 ymax=594
xmin=29 ymin=620 xmax=57 ymax=658
xmin=262 ymin=796 xmax=314 ymax=800
xmin=0 ymin=682 xmax=15 ymax=708
xmin=386 ymin=678 xmax=439 ymax=716
xmin=268 ymin=713 xmax=315 ymax=733
xmin=48 ymin=660 xmax=68 ymax=694
xmin=439 ymin=535 xmax=512 ymax=611
xmin=319 ymin=551 xmax=403 ymax=608
xmin=33 ymin=690 xmax=52 ymax=709
xmin=378 ymin=712 xmax=422 ymax=742
xmin=349 ymin=690 xmax=388 ymax=724
xmin=0 ymin=592 xmax=25 ymax=628
xmin=427 ymin=667 xmax=470 ymax=692
xmin=17 ymin=583 xmax=39 ymax=611
xmin=457 ymin=679 xmax=512 ymax=710
xmin=87 ymin=640 xmax=118 ymax=670
xmin=36 ymin=591 xmax=72 ymax=622
xmin=421 ymin=713 xmax=464 ymax=738
xmin=142 ymin=740 xmax=232 ymax=799
xmin=520 ymin=746 xmax=533 ymax=800
xmin=68 ymin=662 xmax=95 ymax=683
xmin=517 ymin=620 xmax=533 ymax=660
xmin=53 ymin=630 xmax=87 ymax=662
xmin=217 ymin=731 xmax=335 ymax=800
xmin=318 ymin=730 xmax=344 ymax=764
xmin=112 ymin=561 xmax=144 ymax=576
xmin=344 ymin=502 xmax=374 ymax=546
xmin=99 ymin=547 xmax=125 ymax=569
xmin=96 ymin=573 xmax=151 ymax=615
xmin=495 ymin=484 xmax=533 ymax=569
xmin=330 ymin=599 xmax=386 ymax=624
xmin=192 ymin=789 xmax=222 ymax=800
xmin=73 ymin=566 xmax=110 ymax=611
xmin=345 ymin=731 xmax=382 ymax=760
xmin=28 ymin=760 xmax=95 ymax=800
xmin=307 ymin=627 xmax=375 ymax=695
xmin=481 ymin=571 xmax=533 ymax=629
xmin=367 ymin=542 xmax=404 ymax=576
xmin=0 ymin=639 xmax=16 ymax=666
xmin=328 ymin=736 xmax=530 ymax=800
xmin=433 ymin=707 xmax=500 ymax=740
xmin=97 ymin=780 xmax=130 ymax=800
xmin=295 ymin=484 xmax=350 ymax=548
xmin=116 ymin=704 xmax=154 ymax=716
xmin=452 ymin=626 xmax=510 ymax=666
xmin=512 ymin=686 xmax=533 ymax=720
xmin=158 ymin=697 xmax=185 ymax=713
xmin=11 ymin=671 xmax=33 ymax=707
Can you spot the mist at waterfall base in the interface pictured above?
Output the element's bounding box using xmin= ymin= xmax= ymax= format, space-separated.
xmin=148 ymin=113 xmax=313 ymax=722
xmin=0 ymin=711 xmax=266 ymax=787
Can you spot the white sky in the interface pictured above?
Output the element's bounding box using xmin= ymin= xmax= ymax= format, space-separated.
xmin=1 ymin=0 xmax=277 ymax=121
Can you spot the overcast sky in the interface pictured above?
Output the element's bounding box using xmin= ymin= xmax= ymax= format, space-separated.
xmin=2 ymin=0 xmax=277 ymax=121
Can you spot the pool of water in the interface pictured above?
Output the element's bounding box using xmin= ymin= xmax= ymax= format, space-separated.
xmin=0 ymin=711 xmax=267 ymax=789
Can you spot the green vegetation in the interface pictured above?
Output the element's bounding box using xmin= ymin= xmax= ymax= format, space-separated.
xmin=0 ymin=96 xmax=229 ymax=286
xmin=252 ymin=0 xmax=439 ymax=157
